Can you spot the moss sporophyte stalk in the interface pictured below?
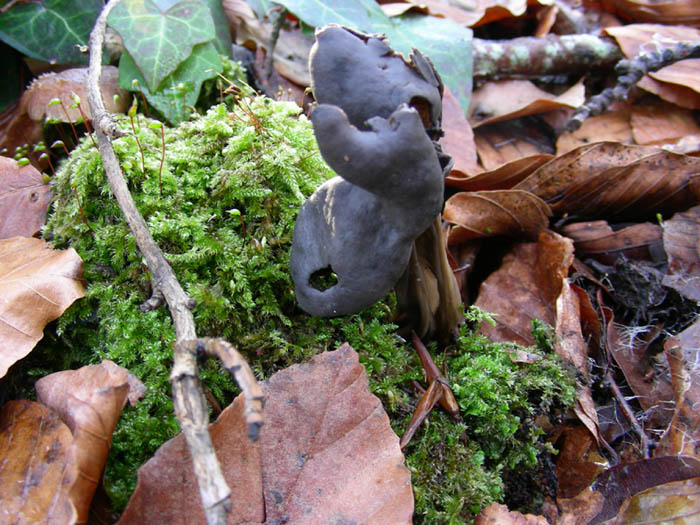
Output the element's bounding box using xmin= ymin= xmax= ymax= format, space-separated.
xmin=44 ymin=85 xmax=576 ymax=520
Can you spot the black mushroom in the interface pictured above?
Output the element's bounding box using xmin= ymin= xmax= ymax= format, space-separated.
xmin=290 ymin=25 xmax=454 ymax=318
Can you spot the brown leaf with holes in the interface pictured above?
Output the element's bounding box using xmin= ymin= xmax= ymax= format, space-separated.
xmin=24 ymin=66 xmax=128 ymax=123
xmin=446 ymin=154 xmax=552 ymax=191
xmin=560 ymin=220 xmax=664 ymax=265
xmin=0 ymin=237 xmax=85 ymax=378
xmin=0 ymin=400 xmax=78 ymax=524
xmin=35 ymin=361 xmax=145 ymax=523
xmin=468 ymin=79 xmax=584 ymax=128
xmin=0 ymin=156 xmax=52 ymax=239
xmin=516 ymin=141 xmax=700 ymax=220
xmin=604 ymin=24 xmax=700 ymax=108
xmin=444 ymin=190 xmax=551 ymax=244
xmin=662 ymin=205 xmax=700 ymax=301
xmin=119 ymin=344 xmax=412 ymax=524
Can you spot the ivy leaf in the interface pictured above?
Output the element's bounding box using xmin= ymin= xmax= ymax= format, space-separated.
xmin=273 ymin=0 xmax=473 ymax=111
xmin=119 ymin=42 xmax=221 ymax=125
xmin=107 ymin=0 xmax=216 ymax=92
xmin=202 ymin=0 xmax=233 ymax=57
xmin=0 ymin=0 xmax=102 ymax=64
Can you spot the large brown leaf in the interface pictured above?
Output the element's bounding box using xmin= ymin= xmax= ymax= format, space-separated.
xmin=445 ymin=154 xmax=552 ymax=191
xmin=35 ymin=361 xmax=146 ymax=523
xmin=441 ymin=87 xmax=480 ymax=178
xmin=0 ymin=400 xmax=77 ymax=524
xmin=444 ymin=189 xmax=551 ymax=244
xmin=0 ymin=237 xmax=85 ymax=378
xmin=515 ymin=141 xmax=700 ymax=220
xmin=598 ymin=0 xmax=700 ymax=24
xmin=662 ymin=205 xmax=700 ymax=301
xmin=119 ymin=344 xmax=413 ymax=524
xmin=0 ymin=156 xmax=52 ymax=239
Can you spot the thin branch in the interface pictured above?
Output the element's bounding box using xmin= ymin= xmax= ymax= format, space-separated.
xmin=86 ymin=2 xmax=257 ymax=523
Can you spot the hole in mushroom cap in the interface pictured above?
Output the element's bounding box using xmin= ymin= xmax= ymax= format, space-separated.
xmin=409 ymin=96 xmax=432 ymax=130
xmin=309 ymin=266 xmax=339 ymax=291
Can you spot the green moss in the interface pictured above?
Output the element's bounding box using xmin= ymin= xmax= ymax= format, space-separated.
xmin=404 ymin=307 xmax=577 ymax=523
xmin=42 ymin=67 xmax=576 ymax=517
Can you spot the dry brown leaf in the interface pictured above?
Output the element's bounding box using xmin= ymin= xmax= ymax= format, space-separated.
xmin=554 ymin=426 xmax=608 ymax=499
xmin=0 ymin=237 xmax=85 ymax=378
xmin=444 ymin=189 xmax=551 ymax=244
xmin=452 ymin=0 xmax=554 ymax=27
xmin=474 ymin=503 xmax=548 ymax=524
xmin=446 ymin=154 xmax=552 ymax=191
xmin=0 ymin=103 xmax=44 ymax=167
xmin=516 ymin=141 xmax=700 ymax=220
xmin=35 ymin=361 xmax=145 ymax=523
xmin=588 ymin=456 xmax=700 ymax=524
xmin=468 ymin=79 xmax=584 ymax=128
xmin=23 ymin=66 xmax=128 ymax=122
xmin=560 ymin=220 xmax=664 ymax=265
xmin=474 ymin=121 xmax=550 ymax=171
xmin=599 ymin=1 xmax=700 ymax=29
xmin=556 ymin=107 xmax=633 ymax=154
xmin=604 ymin=24 xmax=700 ymax=108
xmin=120 ymin=344 xmax=413 ymax=524
xmin=404 ymin=0 xmax=483 ymax=25
xmin=0 ymin=400 xmax=77 ymax=524
xmin=441 ymin=86 xmax=480 ymax=177
xmin=662 ymin=205 xmax=700 ymax=301
xmin=611 ymin=478 xmax=700 ymax=524
xmin=555 ymin=487 xmax=605 ymax=525
xmin=0 ymin=156 xmax=52 ymax=239
xmin=631 ymin=100 xmax=700 ymax=147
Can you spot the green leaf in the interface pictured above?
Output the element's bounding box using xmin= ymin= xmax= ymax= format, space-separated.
xmin=273 ymin=0 xmax=472 ymax=111
xmin=202 ymin=0 xmax=233 ymax=57
xmin=108 ymin=0 xmax=216 ymax=91
xmin=0 ymin=0 xmax=102 ymax=64
xmin=118 ymin=42 xmax=221 ymax=125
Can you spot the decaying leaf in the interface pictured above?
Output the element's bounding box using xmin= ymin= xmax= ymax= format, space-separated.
xmin=0 ymin=156 xmax=52 ymax=239
xmin=598 ymin=0 xmax=700 ymax=25
xmin=516 ymin=141 xmax=700 ymax=220
xmin=24 ymin=66 xmax=129 ymax=123
xmin=0 ymin=400 xmax=77 ymax=524
xmin=631 ymin=99 xmax=700 ymax=149
xmin=468 ymin=79 xmax=584 ymax=128
xmin=35 ymin=361 xmax=146 ymax=523
xmin=474 ymin=120 xmax=551 ymax=171
xmin=120 ymin=344 xmax=413 ymax=524
xmin=555 ymin=106 xmax=633 ymax=155
xmin=444 ymin=189 xmax=551 ymax=244
xmin=445 ymin=154 xmax=552 ymax=191
xmin=611 ymin=478 xmax=700 ymax=524
xmin=560 ymin=220 xmax=664 ymax=265
xmin=662 ymin=205 xmax=700 ymax=301
xmin=441 ymin=86 xmax=480 ymax=177
xmin=0 ymin=237 xmax=85 ymax=378
xmin=589 ymin=456 xmax=700 ymax=524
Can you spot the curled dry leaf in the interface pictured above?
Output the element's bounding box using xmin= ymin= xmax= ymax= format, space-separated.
xmin=662 ymin=205 xmax=700 ymax=301
xmin=0 ymin=237 xmax=85 ymax=378
xmin=35 ymin=360 xmax=146 ymax=523
xmin=119 ymin=344 xmax=413 ymax=525
xmin=0 ymin=156 xmax=52 ymax=239
xmin=516 ymin=141 xmax=700 ymax=220
xmin=560 ymin=220 xmax=664 ymax=265
xmin=23 ymin=66 xmax=129 ymax=123
xmin=444 ymin=189 xmax=551 ymax=244
xmin=0 ymin=400 xmax=77 ymax=524
xmin=468 ymin=79 xmax=584 ymax=128
xmin=445 ymin=154 xmax=552 ymax=191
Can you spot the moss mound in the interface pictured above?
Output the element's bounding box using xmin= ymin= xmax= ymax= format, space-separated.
xmin=44 ymin=86 xmax=576 ymax=520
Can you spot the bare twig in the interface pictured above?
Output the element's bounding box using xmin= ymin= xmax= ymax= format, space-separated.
xmin=567 ymin=39 xmax=700 ymax=131
xmin=86 ymin=2 xmax=260 ymax=523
